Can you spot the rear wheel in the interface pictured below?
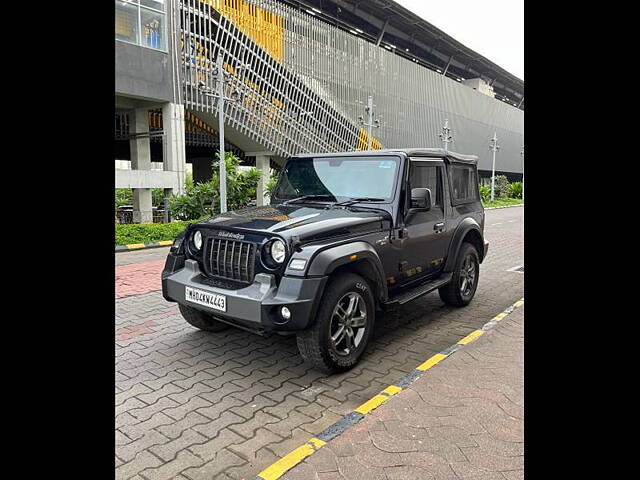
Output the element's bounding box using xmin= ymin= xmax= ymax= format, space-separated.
xmin=297 ymin=273 xmax=375 ymax=373
xmin=179 ymin=304 xmax=229 ymax=332
xmin=439 ymin=242 xmax=479 ymax=307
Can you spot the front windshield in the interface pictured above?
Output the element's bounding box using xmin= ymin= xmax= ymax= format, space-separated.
xmin=271 ymin=156 xmax=400 ymax=203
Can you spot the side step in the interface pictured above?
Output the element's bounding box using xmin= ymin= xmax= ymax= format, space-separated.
xmin=384 ymin=273 xmax=453 ymax=306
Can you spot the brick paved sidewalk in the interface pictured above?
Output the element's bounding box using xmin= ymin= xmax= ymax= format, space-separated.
xmin=116 ymin=259 xmax=165 ymax=298
xmin=282 ymin=306 xmax=524 ymax=480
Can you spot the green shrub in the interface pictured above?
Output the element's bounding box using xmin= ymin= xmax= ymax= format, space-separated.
xmin=116 ymin=187 xmax=167 ymax=209
xmin=508 ymin=182 xmax=523 ymax=199
xmin=115 ymin=188 xmax=132 ymax=209
xmin=493 ymin=175 xmax=510 ymax=198
xmin=168 ymin=152 xmax=260 ymax=220
xmin=115 ymin=221 xmax=190 ymax=247
xmin=478 ymin=184 xmax=490 ymax=202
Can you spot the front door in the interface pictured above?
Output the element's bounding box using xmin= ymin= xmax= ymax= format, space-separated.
xmin=399 ymin=161 xmax=449 ymax=285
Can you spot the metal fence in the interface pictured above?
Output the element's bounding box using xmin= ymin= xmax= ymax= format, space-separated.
xmin=178 ymin=0 xmax=523 ymax=173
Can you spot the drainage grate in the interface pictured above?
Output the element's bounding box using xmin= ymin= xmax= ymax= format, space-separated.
xmin=508 ymin=265 xmax=524 ymax=273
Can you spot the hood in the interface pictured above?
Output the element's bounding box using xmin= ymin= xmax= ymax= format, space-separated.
xmin=196 ymin=204 xmax=391 ymax=244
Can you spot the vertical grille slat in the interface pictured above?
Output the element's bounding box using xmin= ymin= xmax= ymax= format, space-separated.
xmin=244 ymin=244 xmax=251 ymax=282
xmin=203 ymin=235 xmax=256 ymax=284
xmin=215 ymin=239 xmax=222 ymax=275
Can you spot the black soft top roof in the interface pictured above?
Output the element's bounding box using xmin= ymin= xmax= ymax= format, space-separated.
xmin=292 ymin=148 xmax=478 ymax=165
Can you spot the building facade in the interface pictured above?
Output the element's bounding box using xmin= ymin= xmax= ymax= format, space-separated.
xmin=116 ymin=0 xmax=524 ymax=222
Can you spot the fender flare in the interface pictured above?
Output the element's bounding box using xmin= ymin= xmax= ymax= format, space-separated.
xmin=306 ymin=241 xmax=388 ymax=302
xmin=443 ymin=218 xmax=485 ymax=272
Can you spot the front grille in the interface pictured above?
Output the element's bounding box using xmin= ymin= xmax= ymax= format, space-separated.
xmin=203 ymin=238 xmax=256 ymax=283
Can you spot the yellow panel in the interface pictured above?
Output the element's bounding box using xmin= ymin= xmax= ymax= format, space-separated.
xmin=202 ymin=0 xmax=284 ymax=62
xmin=356 ymin=128 xmax=383 ymax=150
xmin=115 ymin=10 xmax=135 ymax=37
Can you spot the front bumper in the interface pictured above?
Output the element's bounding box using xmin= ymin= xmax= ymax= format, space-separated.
xmin=483 ymin=240 xmax=490 ymax=259
xmin=162 ymin=259 xmax=327 ymax=333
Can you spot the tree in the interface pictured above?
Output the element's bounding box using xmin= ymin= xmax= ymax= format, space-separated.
xmin=168 ymin=152 xmax=261 ymax=220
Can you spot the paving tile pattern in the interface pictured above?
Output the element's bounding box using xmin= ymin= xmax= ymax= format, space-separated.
xmin=116 ymin=259 xmax=165 ymax=298
xmin=283 ymin=305 xmax=524 ymax=480
xmin=115 ymin=207 xmax=524 ymax=479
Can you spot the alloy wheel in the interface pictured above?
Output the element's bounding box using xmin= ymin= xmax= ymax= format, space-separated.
xmin=329 ymin=292 xmax=367 ymax=356
xmin=459 ymin=254 xmax=477 ymax=296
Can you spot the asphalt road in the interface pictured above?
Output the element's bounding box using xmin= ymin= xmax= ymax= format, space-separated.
xmin=115 ymin=206 xmax=524 ymax=480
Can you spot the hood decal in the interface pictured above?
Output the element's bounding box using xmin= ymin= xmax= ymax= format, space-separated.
xmin=198 ymin=204 xmax=391 ymax=242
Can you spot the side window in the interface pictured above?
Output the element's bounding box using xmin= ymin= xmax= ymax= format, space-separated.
xmin=450 ymin=165 xmax=478 ymax=203
xmin=409 ymin=164 xmax=442 ymax=208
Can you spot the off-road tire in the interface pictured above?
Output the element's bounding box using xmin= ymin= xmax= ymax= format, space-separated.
xmin=179 ymin=304 xmax=229 ymax=332
xmin=297 ymin=273 xmax=375 ymax=373
xmin=439 ymin=242 xmax=480 ymax=307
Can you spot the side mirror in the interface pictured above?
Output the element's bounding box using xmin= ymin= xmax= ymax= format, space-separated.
xmin=410 ymin=188 xmax=431 ymax=211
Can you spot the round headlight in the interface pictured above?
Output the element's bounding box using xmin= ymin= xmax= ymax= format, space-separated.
xmin=193 ymin=230 xmax=203 ymax=250
xmin=270 ymin=239 xmax=286 ymax=264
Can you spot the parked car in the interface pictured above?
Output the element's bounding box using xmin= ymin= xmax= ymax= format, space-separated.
xmin=162 ymin=148 xmax=488 ymax=372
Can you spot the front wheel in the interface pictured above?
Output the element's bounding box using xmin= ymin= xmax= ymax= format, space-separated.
xmin=439 ymin=242 xmax=480 ymax=307
xmin=297 ymin=273 xmax=375 ymax=373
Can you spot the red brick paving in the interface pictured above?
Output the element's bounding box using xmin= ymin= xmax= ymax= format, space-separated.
xmin=115 ymin=259 xmax=165 ymax=298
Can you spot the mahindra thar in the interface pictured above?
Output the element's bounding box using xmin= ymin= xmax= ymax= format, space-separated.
xmin=162 ymin=148 xmax=489 ymax=372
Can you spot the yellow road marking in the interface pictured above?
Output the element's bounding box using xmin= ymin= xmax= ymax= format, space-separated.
xmin=127 ymin=243 xmax=146 ymax=250
xmin=416 ymin=353 xmax=448 ymax=371
xmin=256 ymin=438 xmax=326 ymax=480
xmin=458 ymin=330 xmax=484 ymax=345
xmin=354 ymin=385 xmax=403 ymax=415
xmin=254 ymin=298 xmax=524 ymax=479
xmin=382 ymin=385 xmax=402 ymax=396
xmin=354 ymin=394 xmax=390 ymax=415
xmin=158 ymin=240 xmax=173 ymax=246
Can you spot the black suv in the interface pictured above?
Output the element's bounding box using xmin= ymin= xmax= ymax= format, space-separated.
xmin=162 ymin=148 xmax=489 ymax=372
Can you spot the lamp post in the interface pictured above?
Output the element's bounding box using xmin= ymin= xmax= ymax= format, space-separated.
xmin=439 ymin=119 xmax=453 ymax=152
xmin=197 ymin=53 xmax=244 ymax=213
xmin=358 ymin=95 xmax=380 ymax=150
xmin=521 ymin=144 xmax=524 ymax=202
xmin=489 ymin=132 xmax=500 ymax=202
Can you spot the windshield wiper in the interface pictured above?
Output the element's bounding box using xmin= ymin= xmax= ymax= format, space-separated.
xmin=333 ymin=197 xmax=386 ymax=207
xmin=281 ymin=194 xmax=336 ymax=205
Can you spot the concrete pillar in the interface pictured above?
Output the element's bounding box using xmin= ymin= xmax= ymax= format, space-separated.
xmin=130 ymin=108 xmax=153 ymax=224
xmin=255 ymin=154 xmax=271 ymax=206
xmin=162 ymin=102 xmax=187 ymax=196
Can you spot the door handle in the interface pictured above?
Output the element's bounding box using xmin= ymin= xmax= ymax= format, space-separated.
xmin=434 ymin=222 xmax=445 ymax=232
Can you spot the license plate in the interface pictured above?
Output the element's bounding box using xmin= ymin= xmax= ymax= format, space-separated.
xmin=185 ymin=286 xmax=226 ymax=312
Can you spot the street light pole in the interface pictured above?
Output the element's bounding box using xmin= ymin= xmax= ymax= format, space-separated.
xmin=366 ymin=95 xmax=373 ymax=150
xmin=489 ymin=132 xmax=500 ymax=202
xmin=216 ymin=53 xmax=227 ymax=213
xmin=198 ymin=53 xmax=245 ymax=214
xmin=520 ymin=145 xmax=524 ymax=203
xmin=358 ymin=95 xmax=380 ymax=150
xmin=439 ymin=119 xmax=453 ymax=153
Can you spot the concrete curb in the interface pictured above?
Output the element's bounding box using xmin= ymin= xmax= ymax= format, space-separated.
xmin=253 ymin=298 xmax=525 ymax=480
xmin=484 ymin=203 xmax=524 ymax=210
xmin=115 ymin=240 xmax=173 ymax=253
